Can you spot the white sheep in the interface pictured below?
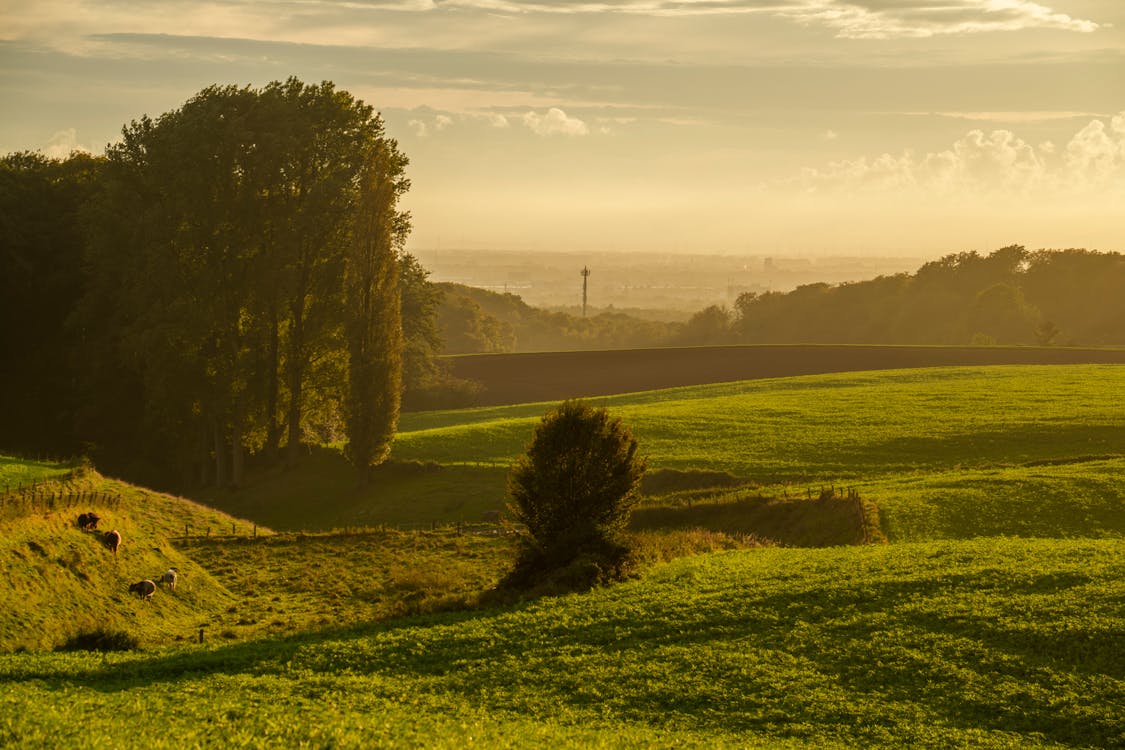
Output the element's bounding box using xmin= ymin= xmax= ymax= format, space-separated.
xmin=159 ymin=569 xmax=178 ymax=591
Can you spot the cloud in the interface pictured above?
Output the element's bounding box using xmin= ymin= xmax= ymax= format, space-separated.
xmin=521 ymin=107 xmax=589 ymax=136
xmin=799 ymin=111 xmax=1125 ymax=196
xmin=487 ymin=113 xmax=511 ymax=128
xmin=43 ymin=128 xmax=89 ymax=158
xmin=1064 ymin=113 xmax=1125 ymax=185
xmin=408 ymin=113 xmax=455 ymax=137
xmin=442 ymin=1 xmax=1101 ymax=37
xmin=5 ymin=1 xmax=1098 ymax=54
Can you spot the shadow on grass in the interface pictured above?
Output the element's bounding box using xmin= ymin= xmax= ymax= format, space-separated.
xmin=631 ymin=492 xmax=870 ymax=547
xmin=193 ymin=449 xmax=510 ymax=531
xmin=5 ymin=547 xmax=1118 ymax=748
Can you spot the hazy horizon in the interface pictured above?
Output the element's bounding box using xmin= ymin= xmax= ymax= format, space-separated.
xmin=3 ymin=1 xmax=1123 ymax=256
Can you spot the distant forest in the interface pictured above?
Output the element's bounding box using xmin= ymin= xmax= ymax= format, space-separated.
xmin=436 ymin=246 xmax=1125 ymax=353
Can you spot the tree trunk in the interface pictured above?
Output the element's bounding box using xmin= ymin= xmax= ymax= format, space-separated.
xmin=264 ymin=305 xmax=281 ymax=464
xmin=230 ymin=408 xmax=244 ymax=489
xmin=285 ymin=306 xmax=304 ymax=467
xmin=212 ymin=420 xmax=227 ymax=488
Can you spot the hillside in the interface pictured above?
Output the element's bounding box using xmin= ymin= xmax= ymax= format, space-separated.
xmin=0 ymin=459 xmax=519 ymax=652
xmin=4 ymin=364 xmax=1122 ymax=746
xmin=0 ymin=463 xmax=260 ymax=651
xmin=4 ymin=537 xmax=1121 ymax=748
xmin=197 ymin=365 xmax=1125 ymax=540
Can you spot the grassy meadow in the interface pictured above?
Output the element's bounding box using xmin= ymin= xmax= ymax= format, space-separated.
xmin=2 ymin=362 xmax=1122 ymax=747
xmin=3 ymin=538 xmax=1121 ymax=748
xmin=199 ymin=365 xmax=1125 ymax=539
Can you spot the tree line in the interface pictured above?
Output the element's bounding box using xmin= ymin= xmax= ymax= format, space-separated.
xmin=704 ymin=246 xmax=1124 ymax=347
xmin=433 ymin=246 xmax=1124 ymax=354
xmin=1 ymin=78 xmax=448 ymax=489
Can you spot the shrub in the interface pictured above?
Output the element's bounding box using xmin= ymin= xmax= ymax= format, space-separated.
xmin=504 ymin=400 xmax=646 ymax=591
xmin=57 ymin=628 xmax=140 ymax=652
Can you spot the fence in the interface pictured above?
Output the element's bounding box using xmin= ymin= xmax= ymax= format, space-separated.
xmin=0 ymin=477 xmax=121 ymax=523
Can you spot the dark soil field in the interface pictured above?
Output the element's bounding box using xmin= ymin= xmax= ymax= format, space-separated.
xmin=447 ymin=344 xmax=1125 ymax=406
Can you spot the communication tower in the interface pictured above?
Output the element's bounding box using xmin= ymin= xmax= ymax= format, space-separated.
xmin=580 ymin=266 xmax=591 ymax=317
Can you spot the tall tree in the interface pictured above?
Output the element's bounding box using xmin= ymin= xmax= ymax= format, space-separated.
xmin=0 ymin=151 xmax=102 ymax=456
xmin=344 ymin=137 xmax=411 ymax=483
xmin=79 ymin=79 xmax=411 ymax=488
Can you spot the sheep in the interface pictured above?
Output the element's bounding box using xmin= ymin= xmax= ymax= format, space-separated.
xmin=102 ymin=529 xmax=121 ymax=556
xmin=77 ymin=512 xmax=101 ymax=531
xmin=129 ymin=579 xmax=156 ymax=601
xmin=159 ymin=569 xmax=178 ymax=591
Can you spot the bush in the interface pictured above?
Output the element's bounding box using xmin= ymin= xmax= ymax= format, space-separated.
xmin=504 ymin=400 xmax=646 ymax=591
xmin=57 ymin=628 xmax=140 ymax=652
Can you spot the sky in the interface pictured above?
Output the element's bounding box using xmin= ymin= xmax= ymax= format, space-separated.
xmin=2 ymin=0 xmax=1123 ymax=257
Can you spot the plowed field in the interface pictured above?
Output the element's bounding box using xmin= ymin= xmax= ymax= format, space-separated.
xmin=447 ymin=344 xmax=1125 ymax=406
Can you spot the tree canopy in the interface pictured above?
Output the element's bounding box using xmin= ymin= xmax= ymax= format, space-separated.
xmin=1 ymin=78 xmax=419 ymax=488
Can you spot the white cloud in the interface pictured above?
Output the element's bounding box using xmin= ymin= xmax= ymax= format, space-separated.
xmin=800 ymin=111 xmax=1125 ymax=196
xmin=408 ymin=113 xmax=455 ymax=137
xmin=6 ymin=0 xmax=1097 ymax=55
xmin=1064 ymin=114 xmax=1125 ymax=186
xmin=43 ymin=128 xmax=89 ymax=158
xmin=443 ymin=1 xmax=1100 ymax=37
xmin=821 ymin=129 xmax=838 ymax=142
xmin=487 ymin=113 xmax=511 ymax=128
xmin=521 ymin=107 xmax=589 ymax=136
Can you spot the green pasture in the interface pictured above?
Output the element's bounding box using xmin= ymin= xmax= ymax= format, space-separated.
xmin=4 ymin=537 xmax=1121 ymax=748
xmin=204 ymin=365 xmax=1124 ymax=535
xmin=0 ymin=470 xmax=263 ymax=651
xmin=864 ymin=457 xmax=1125 ymax=541
xmin=0 ymin=455 xmax=75 ymax=489
xmin=394 ymin=365 xmax=1125 ymax=478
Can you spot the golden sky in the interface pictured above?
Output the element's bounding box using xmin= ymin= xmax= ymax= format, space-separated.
xmin=2 ymin=1 xmax=1123 ymax=256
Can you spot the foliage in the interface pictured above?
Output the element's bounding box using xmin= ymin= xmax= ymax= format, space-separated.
xmin=505 ymin=400 xmax=646 ymax=590
xmin=0 ymin=151 xmax=103 ymax=457
xmin=344 ymin=137 xmax=409 ymax=482
xmin=731 ymin=245 xmax=1125 ymax=346
xmin=56 ymin=628 xmax=140 ymax=653
xmin=52 ymin=76 xmax=414 ymax=488
xmin=436 ymin=282 xmax=675 ymax=353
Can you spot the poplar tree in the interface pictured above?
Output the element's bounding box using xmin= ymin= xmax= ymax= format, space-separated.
xmin=344 ymin=137 xmax=411 ymax=483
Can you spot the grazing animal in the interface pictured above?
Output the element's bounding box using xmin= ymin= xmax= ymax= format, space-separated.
xmin=159 ymin=569 xmax=178 ymax=591
xmin=129 ymin=580 xmax=156 ymax=601
xmin=102 ymin=529 xmax=121 ymax=556
xmin=77 ymin=512 xmax=101 ymax=531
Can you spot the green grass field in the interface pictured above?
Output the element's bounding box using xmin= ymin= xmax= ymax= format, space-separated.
xmin=3 ymin=363 xmax=1122 ymax=747
xmin=3 ymin=538 xmax=1120 ymax=748
xmin=0 ymin=455 xmax=76 ymax=489
xmin=200 ymin=365 xmax=1125 ymax=539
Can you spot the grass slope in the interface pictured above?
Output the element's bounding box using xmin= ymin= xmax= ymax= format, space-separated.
xmin=0 ymin=460 xmax=522 ymax=653
xmin=200 ymin=365 xmax=1125 ymax=539
xmin=3 ymin=538 xmax=1121 ymax=748
xmin=0 ymin=455 xmax=73 ymax=489
xmin=0 ymin=468 xmax=263 ymax=651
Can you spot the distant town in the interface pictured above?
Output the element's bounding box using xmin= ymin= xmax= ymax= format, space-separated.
xmin=413 ymin=248 xmax=928 ymax=316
